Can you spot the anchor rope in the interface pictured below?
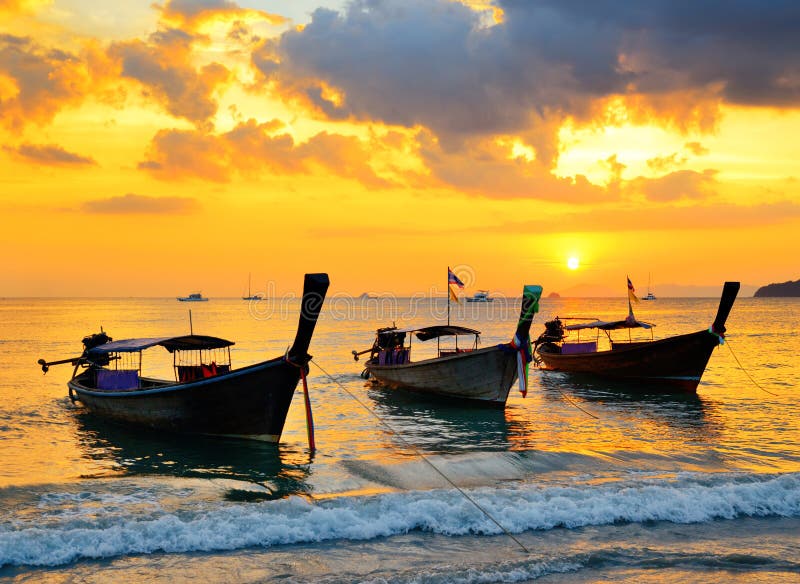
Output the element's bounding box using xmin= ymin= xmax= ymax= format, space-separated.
xmin=545 ymin=378 xmax=599 ymax=419
xmin=724 ymin=339 xmax=778 ymax=396
xmin=310 ymin=359 xmax=531 ymax=554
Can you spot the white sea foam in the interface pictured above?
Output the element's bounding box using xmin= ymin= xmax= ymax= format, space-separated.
xmin=1 ymin=472 xmax=799 ymax=567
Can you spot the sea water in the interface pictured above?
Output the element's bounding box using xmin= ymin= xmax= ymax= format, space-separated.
xmin=1 ymin=295 xmax=798 ymax=582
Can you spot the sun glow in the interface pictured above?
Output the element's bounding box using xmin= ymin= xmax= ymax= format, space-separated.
xmin=567 ymin=257 xmax=580 ymax=270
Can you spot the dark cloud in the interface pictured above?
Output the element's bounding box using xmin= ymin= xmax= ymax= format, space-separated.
xmin=110 ymin=30 xmax=230 ymax=127
xmin=262 ymin=0 xmax=799 ymax=158
xmin=6 ymin=143 xmax=96 ymax=166
xmin=82 ymin=193 xmax=199 ymax=214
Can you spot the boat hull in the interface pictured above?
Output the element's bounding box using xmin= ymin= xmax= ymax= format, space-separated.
xmin=537 ymin=329 xmax=721 ymax=392
xmin=68 ymin=356 xmax=301 ymax=440
xmin=366 ymin=346 xmax=518 ymax=406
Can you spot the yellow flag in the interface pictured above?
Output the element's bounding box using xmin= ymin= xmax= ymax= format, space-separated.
xmin=449 ymin=285 xmax=460 ymax=304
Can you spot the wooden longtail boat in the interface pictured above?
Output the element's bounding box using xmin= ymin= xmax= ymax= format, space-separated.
xmin=38 ymin=273 xmax=329 ymax=441
xmin=352 ymin=285 xmax=542 ymax=406
xmin=534 ymin=281 xmax=740 ymax=392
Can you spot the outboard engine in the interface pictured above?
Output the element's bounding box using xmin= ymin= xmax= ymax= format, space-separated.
xmin=81 ymin=330 xmax=112 ymax=366
xmin=539 ymin=318 xmax=565 ymax=343
xmin=376 ymin=327 xmax=406 ymax=351
xmin=82 ymin=331 xmax=112 ymax=351
xmin=534 ymin=318 xmax=565 ymax=357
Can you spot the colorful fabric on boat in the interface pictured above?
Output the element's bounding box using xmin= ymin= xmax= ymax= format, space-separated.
xmin=627 ymin=276 xmax=640 ymax=304
xmin=448 ymin=267 xmax=465 ymax=288
xmin=508 ymin=284 xmax=542 ymax=397
xmin=448 ymin=285 xmax=460 ymax=304
xmin=509 ymin=333 xmax=533 ymax=397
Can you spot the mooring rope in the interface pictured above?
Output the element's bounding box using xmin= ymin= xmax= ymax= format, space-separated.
xmin=310 ymin=359 xmax=531 ymax=554
xmin=546 ymin=379 xmax=599 ymax=419
xmin=724 ymin=339 xmax=778 ymax=396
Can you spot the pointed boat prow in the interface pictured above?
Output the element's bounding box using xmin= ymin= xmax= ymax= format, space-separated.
xmin=288 ymin=273 xmax=330 ymax=362
xmin=711 ymin=281 xmax=740 ymax=335
xmin=514 ymin=285 xmax=543 ymax=343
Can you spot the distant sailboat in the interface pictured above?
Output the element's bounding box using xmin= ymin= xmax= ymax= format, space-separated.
xmin=242 ymin=273 xmax=263 ymax=300
xmin=642 ymin=273 xmax=657 ymax=301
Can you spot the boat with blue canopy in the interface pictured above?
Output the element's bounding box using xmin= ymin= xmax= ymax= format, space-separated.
xmin=38 ymin=274 xmax=330 ymax=441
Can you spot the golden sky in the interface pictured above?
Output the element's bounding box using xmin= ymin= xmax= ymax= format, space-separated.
xmin=1 ymin=0 xmax=799 ymax=297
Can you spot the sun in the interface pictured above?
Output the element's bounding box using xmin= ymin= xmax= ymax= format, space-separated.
xmin=567 ymin=257 xmax=580 ymax=270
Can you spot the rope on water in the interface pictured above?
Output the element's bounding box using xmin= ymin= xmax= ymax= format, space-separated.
xmin=310 ymin=359 xmax=531 ymax=554
xmin=547 ymin=380 xmax=599 ymax=419
xmin=724 ymin=339 xmax=778 ymax=396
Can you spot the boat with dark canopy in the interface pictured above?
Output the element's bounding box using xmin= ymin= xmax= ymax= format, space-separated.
xmin=352 ymin=285 xmax=542 ymax=406
xmin=534 ymin=281 xmax=740 ymax=392
xmin=38 ymin=273 xmax=330 ymax=441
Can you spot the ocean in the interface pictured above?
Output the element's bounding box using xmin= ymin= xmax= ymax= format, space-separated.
xmin=1 ymin=294 xmax=799 ymax=582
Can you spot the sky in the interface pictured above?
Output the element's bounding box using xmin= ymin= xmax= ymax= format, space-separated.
xmin=1 ymin=0 xmax=799 ymax=297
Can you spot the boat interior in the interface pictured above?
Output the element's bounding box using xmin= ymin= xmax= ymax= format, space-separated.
xmin=537 ymin=317 xmax=656 ymax=355
xmin=78 ymin=335 xmax=235 ymax=390
xmin=369 ymin=325 xmax=481 ymax=365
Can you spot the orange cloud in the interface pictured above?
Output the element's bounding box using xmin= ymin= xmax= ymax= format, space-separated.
xmin=0 ymin=0 xmax=46 ymax=14
xmin=627 ymin=169 xmax=718 ymax=202
xmin=313 ymin=200 xmax=800 ymax=238
xmin=138 ymin=120 xmax=392 ymax=187
xmin=416 ymin=132 xmax=606 ymax=202
xmin=138 ymin=128 xmax=230 ymax=181
xmin=82 ymin=193 xmax=199 ymax=214
xmin=5 ymin=142 xmax=97 ymax=166
xmin=0 ymin=34 xmax=100 ymax=130
xmin=157 ymin=0 xmax=286 ymax=32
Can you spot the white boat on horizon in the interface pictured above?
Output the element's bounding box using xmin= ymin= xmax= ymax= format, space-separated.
xmin=466 ymin=290 xmax=494 ymax=303
xmin=642 ymin=273 xmax=657 ymax=301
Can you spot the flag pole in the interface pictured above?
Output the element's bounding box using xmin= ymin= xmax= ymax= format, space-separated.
xmin=447 ymin=269 xmax=451 ymax=326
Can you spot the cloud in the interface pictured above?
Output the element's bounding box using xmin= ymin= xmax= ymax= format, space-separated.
xmin=82 ymin=193 xmax=199 ymax=214
xmin=0 ymin=0 xmax=45 ymax=14
xmin=312 ymin=200 xmax=800 ymax=238
xmin=416 ymin=131 xmax=607 ymax=201
xmin=110 ymin=29 xmax=230 ymax=127
xmin=259 ymin=0 xmax=799 ymax=161
xmin=5 ymin=142 xmax=96 ymax=166
xmin=495 ymin=200 xmax=800 ymax=234
xmin=684 ymin=141 xmax=709 ymax=156
xmin=0 ymin=34 xmax=106 ymax=130
xmin=138 ymin=119 xmax=393 ymax=187
xmin=158 ymin=0 xmax=286 ymax=30
xmin=627 ymin=169 xmax=718 ymax=202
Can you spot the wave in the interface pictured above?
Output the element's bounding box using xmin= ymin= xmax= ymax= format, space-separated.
xmin=1 ymin=472 xmax=799 ymax=568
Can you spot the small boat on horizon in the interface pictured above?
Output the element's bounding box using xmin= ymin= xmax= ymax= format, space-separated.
xmin=38 ymin=274 xmax=330 ymax=441
xmin=177 ymin=292 xmax=208 ymax=302
xmin=242 ymin=273 xmax=263 ymax=301
xmin=642 ymin=273 xmax=656 ymax=301
xmin=352 ymin=284 xmax=542 ymax=407
xmin=534 ymin=280 xmax=740 ymax=392
xmin=466 ymin=290 xmax=494 ymax=303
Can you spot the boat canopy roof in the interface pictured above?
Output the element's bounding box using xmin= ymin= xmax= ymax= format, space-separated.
xmin=391 ymin=325 xmax=481 ymax=341
xmin=87 ymin=334 xmax=234 ymax=355
xmin=565 ymin=318 xmax=655 ymax=331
